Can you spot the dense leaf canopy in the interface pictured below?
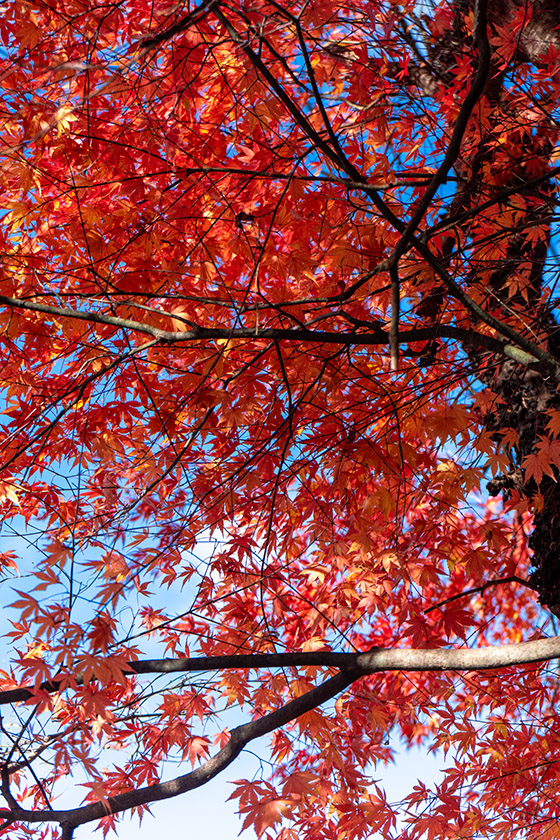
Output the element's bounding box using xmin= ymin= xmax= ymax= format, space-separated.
xmin=1 ymin=0 xmax=560 ymax=837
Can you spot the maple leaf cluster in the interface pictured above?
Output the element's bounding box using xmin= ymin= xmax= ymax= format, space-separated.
xmin=0 ymin=0 xmax=560 ymax=837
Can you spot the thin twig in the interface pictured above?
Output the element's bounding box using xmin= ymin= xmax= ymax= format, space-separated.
xmin=425 ymin=575 xmax=538 ymax=614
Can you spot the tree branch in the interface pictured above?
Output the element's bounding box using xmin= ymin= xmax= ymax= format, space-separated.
xmin=389 ymin=263 xmax=400 ymax=371
xmin=424 ymin=575 xmax=539 ymax=614
xmin=0 ymin=670 xmax=357 ymax=827
xmin=0 ymin=294 xmax=544 ymax=369
xmin=2 ymin=637 xmax=560 ymax=828
xmin=2 ymin=636 xmax=560 ymax=706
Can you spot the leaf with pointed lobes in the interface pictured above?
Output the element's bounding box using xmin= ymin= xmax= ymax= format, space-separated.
xmin=0 ymin=0 xmax=559 ymax=838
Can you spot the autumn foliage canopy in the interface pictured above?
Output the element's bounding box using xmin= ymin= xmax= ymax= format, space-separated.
xmin=2 ymin=0 xmax=560 ymax=836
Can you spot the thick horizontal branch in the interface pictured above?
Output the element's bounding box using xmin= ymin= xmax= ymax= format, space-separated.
xmin=2 ymin=636 xmax=559 ymax=706
xmin=0 ymin=294 xmax=542 ymax=368
xmin=119 ymin=635 xmax=560 ymax=673
xmin=131 ymin=635 xmax=560 ymax=675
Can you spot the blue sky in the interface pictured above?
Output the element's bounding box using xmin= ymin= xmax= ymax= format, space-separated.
xmin=94 ymin=741 xmax=448 ymax=839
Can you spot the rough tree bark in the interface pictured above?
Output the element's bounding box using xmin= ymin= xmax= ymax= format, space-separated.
xmin=404 ymin=0 xmax=560 ymax=610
